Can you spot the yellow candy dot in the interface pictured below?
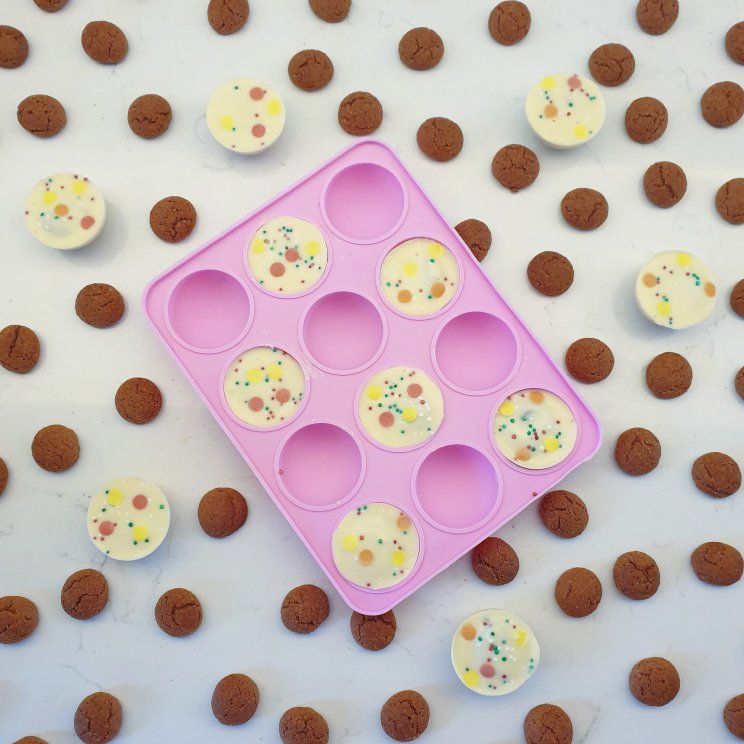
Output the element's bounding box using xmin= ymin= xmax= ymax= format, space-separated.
xmin=402 ymin=407 xmax=417 ymax=423
xmin=42 ymin=191 xmax=58 ymax=205
xmin=428 ymin=242 xmax=444 ymax=259
xmin=366 ymin=385 xmax=382 ymax=400
xmin=247 ymin=368 xmax=262 ymax=383
xmin=403 ymin=261 xmax=418 ymax=277
xmin=463 ymin=670 xmax=480 ymax=688
xmin=132 ymin=525 xmax=148 ymax=542
xmin=657 ymin=301 xmax=671 ymax=316
xmin=72 ymin=180 xmax=87 ymax=196
xmin=266 ymin=99 xmax=282 ymax=116
xmin=251 ymin=239 xmax=265 ymax=254
xmin=540 ymin=76 xmax=556 ymax=90
xmin=220 ymin=115 xmax=235 ymax=131
xmin=306 ymin=241 xmax=320 ymax=257
xmin=268 ymin=364 xmax=282 ymax=380
xmin=342 ymin=534 xmax=358 ymax=551
xmin=573 ymin=124 xmax=589 ymax=140
xmin=499 ymin=401 xmax=515 ymax=417
xmin=676 ymin=252 xmax=692 ymax=267
xmin=106 ymin=488 xmax=124 ymax=506
xmin=391 ymin=550 xmax=406 ymax=567
xmin=544 ymin=437 xmax=558 ymax=452
xmin=514 ymin=628 xmax=527 ymax=646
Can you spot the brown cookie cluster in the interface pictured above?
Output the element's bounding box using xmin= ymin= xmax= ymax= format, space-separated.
xmin=527 ymin=251 xmax=574 ymax=296
xmin=61 ymin=569 xmax=109 ymax=620
xmin=17 ymin=95 xmax=66 ymax=138
xmin=643 ymin=161 xmax=687 ymax=208
xmin=645 ymin=351 xmax=692 ymax=399
xmin=380 ymin=690 xmax=430 ymax=742
xmin=625 ymin=96 xmax=668 ymax=143
xmin=350 ymin=610 xmax=396 ymax=651
xmin=560 ymin=188 xmax=608 ymax=231
xmin=565 ymin=337 xmax=615 ymax=383
xmin=288 ymin=50 xmax=334 ymax=92
xmin=488 ymin=2 xmax=531 ymax=45
xmin=338 ymin=92 xmax=383 ymax=136
xmin=629 ymin=657 xmax=680 ymax=706
xmin=589 ymin=43 xmax=636 ymax=86
xmin=613 ymin=551 xmax=660 ymax=600
xmin=211 ymin=673 xmax=259 ymax=725
xmin=539 ymin=490 xmax=588 ymax=538
xmin=75 ymin=283 xmax=126 ymax=329
xmin=417 ymin=117 xmax=463 ymax=162
xmin=280 ymin=584 xmax=330 ymax=634
xmin=198 ymin=487 xmax=248 ymax=538
xmin=471 ymin=536 xmax=519 ymax=585
xmin=614 ymin=427 xmax=661 ymax=476
xmin=155 ymin=588 xmax=203 ymax=637
xmin=115 ymin=377 xmax=163 ymax=424
xmin=398 ymin=28 xmax=444 ymax=71
xmin=491 ymin=144 xmax=539 ymax=192
xmin=0 ymin=325 xmax=41 ymax=374
xmin=555 ymin=567 xmax=602 ymax=617
xmin=455 ymin=219 xmax=492 ymax=262
xmin=149 ymin=196 xmax=197 ymax=242
xmin=74 ymin=691 xmax=122 ymax=744
xmin=31 ymin=424 xmax=80 ymax=472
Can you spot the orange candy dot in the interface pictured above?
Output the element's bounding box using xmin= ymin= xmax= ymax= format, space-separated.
xmin=398 ymin=289 xmax=412 ymax=303
xmin=544 ymin=103 xmax=558 ymax=118
xmin=643 ymin=273 xmax=657 ymax=288
xmin=461 ymin=623 xmax=477 ymax=641
xmin=396 ymin=515 xmax=412 ymax=530
xmin=358 ymin=549 xmax=374 ymax=566
xmin=704 ymin=282 xmax=716 ymax=297
xmin=54 ymin=204 xmax=69 ymax=216
xmin=430 ymin=282 xmax=445 ymax=298
xmin=516 ymin=447 xmax=532 ymax=461
xmin=529 ymin=391 xmax=545 ymax=404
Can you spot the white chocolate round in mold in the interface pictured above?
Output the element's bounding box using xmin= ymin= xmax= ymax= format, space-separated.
xmin=247 ymin=216 xmax=328 ymax=295
xmin=451 ymin=609 xmax=540 ymax=696
xmin=525 ymin=73 xmax=605 ymax=149
xmin=87 ymin=477 xmax=170 ymax=561
xmin=358 ymin=366 xmax=444 ymax=449
xmin=380 ymin=238 xmax=459 ymax=317
xmin=635 ymin=250 xmax=717 ymax=330
xmin=207 ymin=78 xmax=286 ymax=154
xmin=492 ymin=389 xmax=577 ymax=470
xmin=331 ymin=503 xmax=420 ymax=590
xmin=24 ymin=172 xmax=106 ymax=250
xmin=224 ymin=346 xmax=305 ymax=428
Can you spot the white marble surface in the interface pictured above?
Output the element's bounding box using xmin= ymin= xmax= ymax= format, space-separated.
xmin=1 ymin=0 xmax=743 ymax=742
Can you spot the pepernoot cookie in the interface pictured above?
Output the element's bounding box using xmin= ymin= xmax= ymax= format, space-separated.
xmin=198 ymin=487 xmax=248 ymax=538
xmin=625 ymin=97 xmax=668 ymax=143
xmin=280 ymin=707 xmax=329 ymax=744
xmin=491 ymin=144 xmax=539 ymax=192
xmin=524 ymin=704 xmax=573 ymax=744
xmin=691 ymin=542 xmax=743 ymax=586
xmin=155 ymin=588 xmax=202 ymax=637
xmin=716 ymin=178 xmax=744 ymax=225
xmin=0 ymin=457 xmax=8 ymax=497
xmin=0 ymin=26 xmax=29 ymax=69
xmin=398 ymin=28 xmax=444 ymax=71
xmin=629 ymin=657 xmax=680 ymax=706
xmin=81 ymin=21 xmax=128 ymax=65
xmin=61 ymin=569 xmax=109 ymax=620
xmin=350 ymin=610 xmax=397 ymax=651
xmin=288 ymin=50 xmax=334 ymax=92
xmin=614 ymin=427 xmax=660 ymax=476
xmin=338 ymin=92 xmax=383 ymax=135
xmin=33 ymin=0 xmax=69 ymax=10
xmin=380 ymin=690 xmax=430 ymax=742
xmin=645 ymin=352 xmax=692 ymax=399
xmin=208 ymin=0 xmax=249 ymax=35
xmin=74 ymin=692 xmax=122 ymax=744
xmin=560 ymin=188 xmax=608 ymax=230
xmin=613 ymin=551 xmax=660 ymax=600
xmin=726 ymin=22 xmax=744 ymax=64
xmin=527 ymin=251 xmax=574 ymax=296
xmin=565 ymin=337 xmax=614 ymax=383
xmin=539 ymin=490 xmax=588 ymax=538
xmin=149 ymin=196 xmax=197 ymax=242
xmin=211 ymin=673 xmax=259 ymax=725
xmin=724 ymin=695 xmax=744 ymax=740
xmin=455 ymin=219 xmax=492 ymax=262
xmin=32 ymin=424 xmax=79 ymax=472
xmin=17 ymin=95 xmax=66 ymax=138
xmin=308 ymin=0 xmax=350 ymax=23
xmin=115 ymin=377 xmax=163 ymax=424
xmin=0 ymin=596 xmax=38 ymax=644
xmin=701 ymin=82 xmax=744 ymax=128
xmin=471 ymin=536 xmax=519 ymax=585
xmin=488 ymin=2 xmax=531 ymax=45
xmin=555 ymin=567 xmax=602 ymax=617
xmin=737 ymin=367 xmax=744 ymax=401
xmin=281 ymin=584 xmax=330 ymax=634
xmin=731 ymin=279 xmax=744 ymax=317
xmin=128 ymin=94 xmax=172 ymax=139
xmin=13 ymin=737 xmax=49 ymax=744
xmin=0 ymin=325 xmax=40 ymax=374
xmin=636 ymin=0 xmax=678 ymax=35
xmin=692 ymin=452 xmax=741 ymax=498
xmin=416 ymin=117 xmax=463 ymax=162
xmin=589 ymin=43 xmax=635 ymax=86
xmin=75 ymin=283 xmax=125 ymax=329
xmin=643 ymin=161 xmax=687 ymax=208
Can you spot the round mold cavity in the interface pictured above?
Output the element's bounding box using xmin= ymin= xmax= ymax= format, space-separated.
xmin=275 ymin=422 xmax=365 ymax=511
xmin=432 ymin=311 xmax=520 ymax=395
xmin=412 ymin=443 xmax=502 ymax=533
xmin=165 ymin=269 xmax=253 ymax=354
xmin=300 ymin=291 xmax=387 ymax=375
xmin=321 ymin=163 xmax=407 ymax=244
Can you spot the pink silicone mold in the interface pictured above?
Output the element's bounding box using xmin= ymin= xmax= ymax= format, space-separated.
xmin=143 ymin=139 xmax=602 ymax=615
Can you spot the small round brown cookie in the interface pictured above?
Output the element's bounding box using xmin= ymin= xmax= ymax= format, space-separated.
xmin=527 ymin=251 xmax=574 ymax=296
xmin=0 ymin=325 xmax=40 ymax=374
xmin=33 ymin=0 xmax=69 ymax=10
xmin=737 ymin=367 xmax=744 ymax=402
xmin=155 ymin=588 xmax=203 ymax=637
xmin=731 ymin=279 xmax=744 ymax=317
xmin=491 ymin=144 xmax=539 ymax=192
xmin=613 ymin=551 xmax=660 ymax=600
xmin=13 ymin=737 xmax=49 ymax=744
xmin=645 ymin=351 xmax=692 ymax=399
xmin=614 ymin=427 xmax=660 ymax=476
xmin=280 ymin=707 xmax=329 ymax=744
xmin=560 ymin=188 xmax=608 ymax=231
xmin=724 ymin=694 xmax=744 ymax=740
xmin=61 ymin=569 xmax=109 ymax=620
xmin=115 ymin=377 xmax=163 ymax=424
xmin=398 ymin=27 xmax=444 ymax=71
xmin=338 ymin=92 xmax=383 ymax=136
xmin=523 ymin=704 xmax=573 ymax=744
xmin=81 ymin=21 xmax=128 ymax=65
xmin=539 ymin=489 xmax=588 ymax=539
xmin=589 ymin=43 xmax=636 ymax=86
xmin=308 ymin=0 xmax=350 ymax=23
xmin=471 ymin=536 xmax=519 ymax=585
xmin=716 ymin=178 xmax=744 ymax=225
xmin=350 ymin=610 xmax=397 ymax=651
xmin=74 ymin=692 xmax=122 ymax=744
xmin=75 ymin=283 xmax=125 ymax=329
xmin=17 ymin=95 xmax=66 ymax=138
xmin=0 ymin=596 xmax=38 ymax=644
xmin=643 ymin=161 xmax=687 ymax=208
xmin=625 ymin=97 xmax=668 ymax=144
xmin=455 ymin=219 xmax=492 ymax=262
xmin=211 ymin=673 xmax=259 ymax=725
xmin=691 ymin=542 xmax=743 ymax=586
xmin=692 ymin=452 xmax=742 ymax=498
xmin=0 ymin=457 xmax=8 ymax=497
xmin=31 ymin=424 xmax=80 ymax=473
xmin=727 ymin=22 xmax=744 ymax=65
xmin=198 ymin=487 xmax=248 ymax=538
xmin=0 ymin=26 xmax=29 ymax=69
xmin=127 ymin=94 xmax=172 ymax=139
xmin=380 ymin=690 xmax=430 ymax=742
xmin=701 ymin=82 xmax=744 ymax=128
xmin=554 ymin=567 xmax=602 ymax=617
xmin=636 ymin=0 xmax=678 ymax=35
xmin=629 ymin=657 xmax=680 ymax=706
xmin=208 ymin=0 xmax=249 ymax=35
xmin=488 ymin=1 xmax=531 ymax=46
xmin=281 ymin=584 xmax=330 ymax=634
xmin=288 ymin=50 xmax=334 ymax=92
xmin=416 ymin=117 xmax=463 ymax=162
xmin=565 ymin=337 xmax=615 ymax=384
xmin=149 ymin=196 xmax=197 ymax=242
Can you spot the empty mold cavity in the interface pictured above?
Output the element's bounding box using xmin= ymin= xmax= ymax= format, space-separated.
xmin=433 ymin=312 xmax=519 ymax=394
xmin=413 ymin=444 xmax=501 ymax=533
xmin=321 ymin=163 xmax=406 ymax=243
xmin=276 ymin=423 xmax=364 ymax=510
xmin=301 ymin=291 xmax=386 ymax=374
xmin=166 ymin=269 xmax=253 ymax=353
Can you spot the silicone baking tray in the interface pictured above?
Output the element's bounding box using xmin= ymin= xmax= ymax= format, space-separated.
xmin=142 ymin=139 xmax=601 ymax=614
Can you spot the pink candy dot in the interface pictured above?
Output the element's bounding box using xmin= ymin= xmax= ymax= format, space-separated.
xmin=270 ymin=262 xmax=286 ymax=277
xmin=99 ymin=520 xmax=115 ymax=536
xmin=568 ymin=75 xmax=581 ymax=88
xmin=248 ymin=396 xmax=264 ymax=411
xmin=284 ymin=248 xmax=299 ymax=262
xmin=252 ymin=123 xmax=266 ymax=138
xmin=480 ymin=663 xmax=495 ymax=678
xmin=276 ymin=388 xmax=291 ymax=404
xmin=80 ymin=216 xmax=95 ymax=230
xmin=132 ymin=494 xmax=148 ymax=510
xmin=407 ymin=383 xmax=422 ymax=398
xmin=250 ymin=87 xmax=265 ymax=100
xmin=379 ymin=412 xmax=395 ymax=428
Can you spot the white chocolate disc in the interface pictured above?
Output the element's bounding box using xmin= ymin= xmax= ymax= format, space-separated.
xmin=635 ymin=251 xmax=717 ymax=330
xmin=380 ymin=238 xmax=459 ymax=317
xmin=331 ymin=503 xmax=420 ymax=590
xmin=87 ymin=477 xmax=170 ymax=561
xmin=224 ymin=346 xmax=306 ymax=428
xmin=247 ymin=216 xmax=328 ymax=295
xmin=358 ymin=366 xmax=444 ymax=449
xmin=451 ymin=609 xmax=540 ymax=696
xmin=24 ymin=172 xmax=106 ymax=250
xmin=492 ymin=389 xmax=577 ymax=470
xmin=525 ymin=73 xmax=605 ymax=149
xmin=207 ymin=78 xmax=286 ymax=154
